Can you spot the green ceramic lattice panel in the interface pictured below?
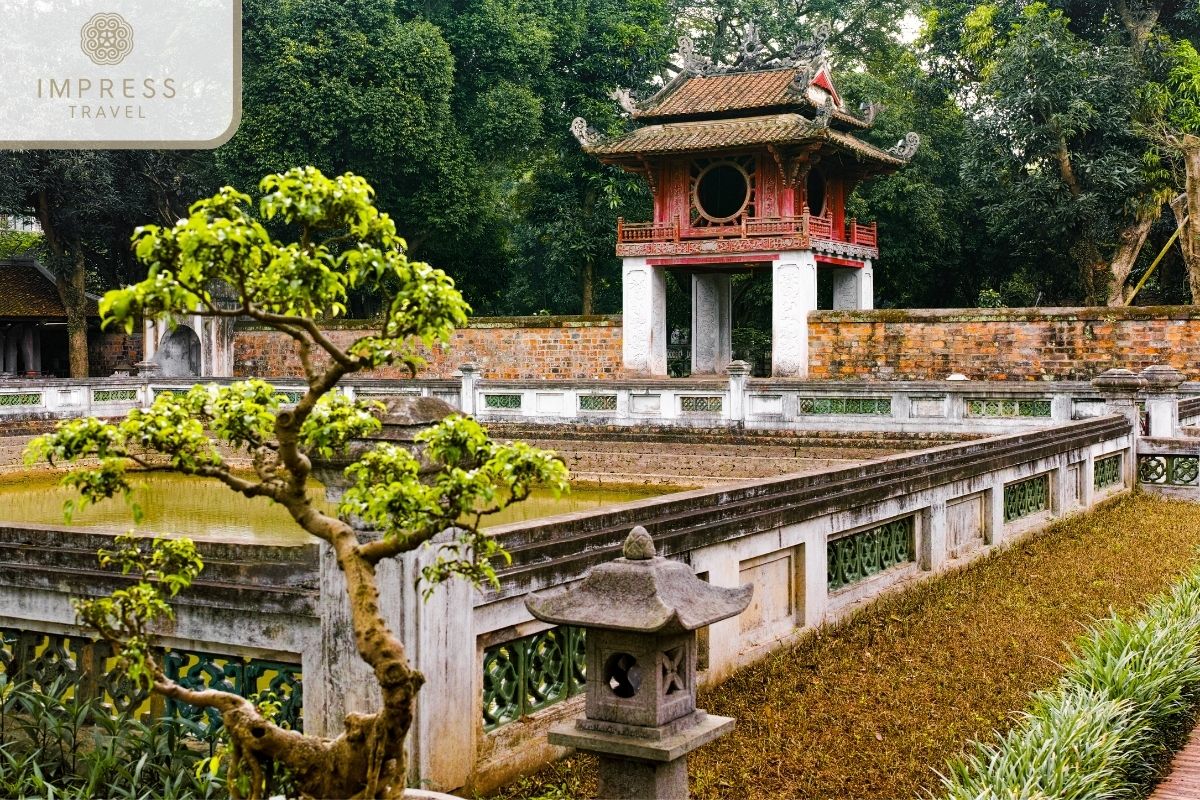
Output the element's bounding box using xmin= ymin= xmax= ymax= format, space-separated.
xmin=1138 ymin=455 xmax=1200 ymax=486
xmin=482 ymin=626 xmax=585 ymax=731
xmin=92 ymin=389 xmax=138 ymax=403
xmin=0 ymin=393 xmax=41 ymax=406
xmin=1003 ymin=473 xmax=1050 ymax=522
xmin=578 ymin=394 xmax=617 ymax=412
xmin=484 ymin=394 xmax=522 ymax=410
xmin=1093 ymin=454 xmax=1122 ymax=490
xmin=680 ymin=395 xmax=723 ymax=413
xmin=966 ymin=398 xmax=1052 ymax=418
xmin=827 ymin=517 xmax=914 ymax=591
xmin=0 ymin=626 xmax=301 ymax=739
xmin=799 ymin=397 xmax=892 ymax=415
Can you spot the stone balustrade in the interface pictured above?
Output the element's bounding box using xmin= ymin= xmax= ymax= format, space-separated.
xmin=5 ymin=370 xmax=1190 ymax=436
xmin=0 ymin=410 xmax=1137 ymax=793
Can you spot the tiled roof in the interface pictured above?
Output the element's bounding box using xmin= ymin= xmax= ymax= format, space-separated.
xmin=588 ymin=113 xmax=904 ymax=165
xmin=0 ymin=260 xmax=98 ymax=318
xmin=639 ymin=69 xmax=797 ymax=117
xmin=635 ymin=67 xmax=867 ymax=128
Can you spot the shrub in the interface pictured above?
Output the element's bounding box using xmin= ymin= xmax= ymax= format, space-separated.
xmin=0 ymin=674 xmax=220 ymax=799
xmin=940 ymin=566 xmax=1200 ymax=799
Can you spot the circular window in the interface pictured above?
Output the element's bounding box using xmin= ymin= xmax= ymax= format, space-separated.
xmin=694 ymin=162 xmax=750 ymax=222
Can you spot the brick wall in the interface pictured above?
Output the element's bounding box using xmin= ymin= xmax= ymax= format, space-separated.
xmin=88 ymin=330 xmax=143 ymax=377
xmin=809 ymin=307 xmax=1200 ymax=381
xmin=232 ymin=315 xmax=624 ymax=380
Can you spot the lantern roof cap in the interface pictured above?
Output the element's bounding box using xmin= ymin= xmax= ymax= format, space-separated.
xmin=524 ymin=526 xmax=753 ymax=634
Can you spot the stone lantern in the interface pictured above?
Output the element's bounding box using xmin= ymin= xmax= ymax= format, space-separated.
xmin=526 ymin=527 xmax=752 ymax=799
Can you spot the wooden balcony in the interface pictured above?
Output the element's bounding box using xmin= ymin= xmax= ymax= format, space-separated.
xmin=616 ymin=208 xmax=878 ymax=260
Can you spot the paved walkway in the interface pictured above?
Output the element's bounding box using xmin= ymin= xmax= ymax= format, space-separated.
xmin=1150 ymin=726 xmax=1200 ymax=800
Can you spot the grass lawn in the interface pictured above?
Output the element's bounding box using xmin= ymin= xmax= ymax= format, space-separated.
xmin=493 ymin=493 xmax=1200 ymax=800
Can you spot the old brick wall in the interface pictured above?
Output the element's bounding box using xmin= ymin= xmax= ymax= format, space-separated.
xmin=809 ymin=307 xmax=1200 ymax=381
xmin=88 ymin=330 xmax=143 ymax=377
xmin=232 ymin=315 xmax=624 ymax=380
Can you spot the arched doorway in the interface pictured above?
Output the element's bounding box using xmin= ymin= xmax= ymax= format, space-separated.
xmin=156 ymin=325 xmax=201 ymax=376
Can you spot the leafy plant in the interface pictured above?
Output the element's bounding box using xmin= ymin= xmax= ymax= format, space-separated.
xmin=940 ymin=565 xmax=1200 ymax=799
xmin=25 ymin=167 xmax=569 ymax=799
xmin=0 ymin=674 xmax=222 ymax=800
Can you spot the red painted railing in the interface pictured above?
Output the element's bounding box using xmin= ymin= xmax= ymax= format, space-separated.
xmin=617 ymin=211 xmax=876 ymax=249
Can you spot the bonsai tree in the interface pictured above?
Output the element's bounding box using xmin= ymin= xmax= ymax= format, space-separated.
xmin=25 ymin=167 xmax=568 ymax=799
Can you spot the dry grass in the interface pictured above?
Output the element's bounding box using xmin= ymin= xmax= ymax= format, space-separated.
xmin=493 ymin=494 xmax=1200 ymax=800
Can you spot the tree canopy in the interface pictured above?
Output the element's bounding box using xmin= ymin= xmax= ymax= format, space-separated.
xmin=27 ymin=167 xmax=568 ymax=798
xmin=4 ymin=0 xmax=1199 ymax=330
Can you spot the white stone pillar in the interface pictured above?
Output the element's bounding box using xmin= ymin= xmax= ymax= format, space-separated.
xmin=622 ymin=257 xmax=667 ymax=376
xmin=690 ymin=272 xmax=732 ymax=374
xmin=308 ymin=531 xmax=475 ymax=792
xmin=458 ymin=363 xmax=478 ymax=415
xmin=1141 ymin=365 xmax=1186 ymax=438
xmin=771 ymin=251 xmax=817 ymax=377
xmin=861 ymin=260 xmax=874 ymax=310
xmin=143 ymin=317 xmax=160 ymax=362
xmin=726 ymin=360 xmax=750 ymax=422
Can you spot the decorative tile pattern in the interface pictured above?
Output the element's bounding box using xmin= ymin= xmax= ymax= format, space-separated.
xmin=799 ymin=396 xmax=891 ymax=415
xmin=680 ymin=395 xmax=723 ymax=414
xmin=827 ymin=517 xmax=914 ymax=591
xmin=966 ymin=398 xmax=1052 ymax=418
xmin=578 ymin=394 xmax=618 ymax=412
xmin=1138 ymin=455 xmax=1200 ymax=486
xmin=0 ymin=626 xmax=301 ymax=740
xmin=1093 ymin=454 xmax=1122 ymax=490
xmin=92 ymin=389 xmax=138 ymax=403
xmin=484 ymin=393 xmax=522 ymax=410
xmin=0 ymin=392 xmax=41 ymax=406
xmin=483 ymin=626 xmax=586 ymax=731
xmin=1003 ymin=473 xmax=1050 ymax=522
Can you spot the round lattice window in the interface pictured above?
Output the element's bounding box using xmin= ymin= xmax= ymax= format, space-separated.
xmin=694 ymin=161 xmax=750 ymax=222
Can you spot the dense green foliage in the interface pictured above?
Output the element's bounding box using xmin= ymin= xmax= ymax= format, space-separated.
xmin=941 ymin=565 xmax=1200 ymax=799
xmin=0 ymin=675 xmax=221 ymax=800
xmin=4 ymin=0 xmax=1200 ymax=333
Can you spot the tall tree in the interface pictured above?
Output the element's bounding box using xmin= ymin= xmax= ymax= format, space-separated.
xmin=216 ymin=0 xmax=478 ymax=273
xmin=0 ymin=151 xmax=204 ymax=376
xmin=27 ymin=167 xmax=568 ymax=798
xmin=1143 ymin=38 xmax=1200 ymax=298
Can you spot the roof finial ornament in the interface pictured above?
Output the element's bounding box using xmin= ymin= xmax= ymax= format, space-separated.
xmin=787 ymin=22 xmax=832 ymax=66
xmin=678 ymin=35 xmax=717 ymax=76
xmin=734 ymin=21 xmax=768 ymax=70
xmin=623 ymin=525 xmax=656 ymax=560
xmin=570 ymin=117 xmax=604 ymax=148
xmin=859 ymin=101 xmax=882 ymax=125
xmin=814 ymin=95 xmax=835 ymax=129
xmin=610 ymin=87 xmax=640 ymax=116
xmin=888 ymin=132 xmax=921 ymax=160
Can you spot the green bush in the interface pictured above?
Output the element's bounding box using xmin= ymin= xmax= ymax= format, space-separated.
xmin=940 ymin=567 xmax=1200 ymax=799
xmin=0 ymin=674 xmax=222 ymax=800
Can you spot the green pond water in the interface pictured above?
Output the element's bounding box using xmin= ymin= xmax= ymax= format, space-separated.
xmin=0 ymin=472 xmax=676 ymax=545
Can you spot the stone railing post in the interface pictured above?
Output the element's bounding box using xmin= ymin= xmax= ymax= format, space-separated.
xmin=308 ymin=398 xmax=475 ymax=792
xmin=1092 ymin=368 xmax=1147 ymax=487
xmin=457 ymin=362 xmax=478 ymax=416
xmin=726 ymin=359 xmax=750 ymax=423
xmin=1141 ymin=365 xmax=1186 ymax=438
